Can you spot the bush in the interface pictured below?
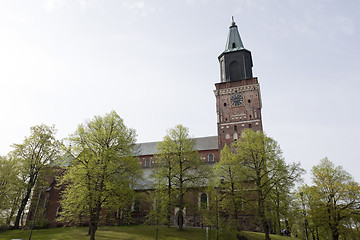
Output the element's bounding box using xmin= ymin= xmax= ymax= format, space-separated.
xmin=33 ymin=219 xmax=51 ymax=229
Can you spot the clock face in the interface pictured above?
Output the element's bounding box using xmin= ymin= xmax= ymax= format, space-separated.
xmin=230 ymin=93 xmax=244 ymax=107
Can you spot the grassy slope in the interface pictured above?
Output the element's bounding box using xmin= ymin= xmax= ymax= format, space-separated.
xmin=0 ymin=226 xmax=213 ymax=240
xmin=240 ymin=231 xmax=297 ymax=240
xmin=0 ymin=226 xmax=297 ymax=240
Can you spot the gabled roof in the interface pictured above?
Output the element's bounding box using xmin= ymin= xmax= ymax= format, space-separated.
xmin=133 ymin=136 xmax=218 ymax=156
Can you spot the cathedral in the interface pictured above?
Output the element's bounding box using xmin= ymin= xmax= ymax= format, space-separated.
xmin=137 ymin=17 xmax=262 ymax=167
xmin=28 ymin=18 xmax=263 ymax=229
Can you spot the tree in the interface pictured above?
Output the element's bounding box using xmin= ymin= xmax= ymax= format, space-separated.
xmin=268 ymin=159 xmax=304 ymax=235
xmin=213 ymin=144 xmax=244 ymax=231
xmin=59 ymin=111 xmax=141 ymax=240
xmin=10 ymin=124 xmax=61 ymax=229
xmin=0 ymin=155 xmax=21 ymax=227
xmin=230 ymin=129 xmax=303 ymax=240
xmin=154 ymin=124 xmax=209 ymax=230
xmin=302 ymin=158 xmax=360 ymax=240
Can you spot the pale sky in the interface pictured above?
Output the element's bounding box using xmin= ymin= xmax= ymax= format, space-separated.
xmin=0 ymin=0 xmax=359 ymax=183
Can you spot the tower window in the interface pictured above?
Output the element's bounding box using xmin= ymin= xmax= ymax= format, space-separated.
xmin=232 ymin=42 xmax=236 ymax=48
xmin=250 ymin=115 xmax=252 ymax=119
xmin=234 ymin=125 xmax=237 ymax=132
xmin=248 ymin=99 xmax=251 ymax=103
xmin=224 ymin=103 xmax=227 ymax=107
xmin=229 ymin=60 xmax=241 ymax=81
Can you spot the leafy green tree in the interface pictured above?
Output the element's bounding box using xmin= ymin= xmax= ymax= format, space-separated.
xmin=213 ymin=144 xmax=244 ymax=231
xmin=301 ymin=158 xmax=360 ymax=240
xmin=0 ymin=156 xmax=21 ymax=227
xmin=145 ymin=179 xmax=169 ymax=239
xmin=59 ymin=111 xmax=141 ymax=240
xmin=268 ymin=159 xmax=304 ymax=235
xmin=230 ymin=129 xmax=303 ymax=240
xmin=10 ymin=124 xmax=61 ymax=229
xmin=298 ymin=185 xmax=327 ymax=240
xmin=154 ymin=124 xmax=209 ymax=230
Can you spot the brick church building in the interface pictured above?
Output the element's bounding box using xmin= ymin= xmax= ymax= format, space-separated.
xmin=29 ymin=18 xmax=263 ymax=229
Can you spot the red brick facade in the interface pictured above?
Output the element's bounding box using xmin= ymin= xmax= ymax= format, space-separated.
xmin=215 ymin=77 xmax=263 ymax=150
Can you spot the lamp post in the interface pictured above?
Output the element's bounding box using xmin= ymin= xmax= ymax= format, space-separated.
xmin=299 ymin=192 xmax=309 ymax=240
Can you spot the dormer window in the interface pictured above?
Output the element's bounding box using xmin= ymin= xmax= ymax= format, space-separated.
xmin=232 ymin=42 xmax=236 ymax=48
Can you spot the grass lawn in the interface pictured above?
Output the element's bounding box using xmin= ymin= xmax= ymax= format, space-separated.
xmin=0 ymin=225 xmax=298 ymax=240
xmin=0 ymin=225 xmax=215 ymax=240
xmin=239 ymin=231 xmax=297 ymax=240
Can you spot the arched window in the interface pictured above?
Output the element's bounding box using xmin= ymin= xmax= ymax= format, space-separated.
xmin=233 ymin=133 xmax=238 ymax=141
xmin=229 ymin=60 xmax=241 ymax=81
xmin=56 ymin=206 xmax=62 ymax=218
xmin=234 ymin=125 xmax=237 ymax=132
xmin=208 ymin=153 xmax=214 ymax=162
xmin=200 ymin=193 xmax=208 ymax=209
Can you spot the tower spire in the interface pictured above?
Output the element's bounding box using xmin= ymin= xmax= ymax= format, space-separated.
xmin=225 ymin=17 xmax=244 ymax=52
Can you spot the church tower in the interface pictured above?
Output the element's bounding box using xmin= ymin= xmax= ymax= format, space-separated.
xmin=215 ymin=18 xmax=263 ymax=150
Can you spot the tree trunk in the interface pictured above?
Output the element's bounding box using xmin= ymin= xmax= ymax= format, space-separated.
xmin=257 ymin=181 xmax=270 ymax=240
xmin=331 ymin=227 xmax=339 ymax=240
xmin=89 ymin=221 xmax=97 ymax=240
xmin=275 ymin=188 xmax=281 ymax=235
xmin=166 ymin=164 xmax=172 ymax=227
xmin=6 ymin=195 xmax=20 ymax=227
xmin=178 ymin=210 xmax=184 ymax=231
xmin=263 ymin=220 xmax=271 ymax=240
xmin=88 ymin=210 xmax=99 ymax=240
xmin=14 ymin=185 xmax=32 ymax=229
xmin=178 ymin=155 xmax=184 ymax=231
xmin=167 ymin=174 xmax=172 ymax=227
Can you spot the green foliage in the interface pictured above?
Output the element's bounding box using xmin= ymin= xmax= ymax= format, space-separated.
xmin=214 ymin=129 xmax=303 ymax=239
xmin=10 ymin=124 xmax=61 ymax=228
xmin=58 ymin=111 xmax=141 ymax=240
xmin=298 ymin=158 xmax=360 ymax=240
xmin=0 ymin=156 xmax=21 ymax=227
xmin=152 ymin=124 xmax=211 ymax=230
xmin=213 ymin=144 xmax=244 ymax=230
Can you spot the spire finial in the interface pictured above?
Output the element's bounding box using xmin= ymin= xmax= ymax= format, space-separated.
xmin=225 ymin=16 xmax=244 ymax=52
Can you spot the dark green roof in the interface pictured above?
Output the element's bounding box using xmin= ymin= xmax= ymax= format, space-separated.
xmin=224 ymin=17 xmax=245 ymax=53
